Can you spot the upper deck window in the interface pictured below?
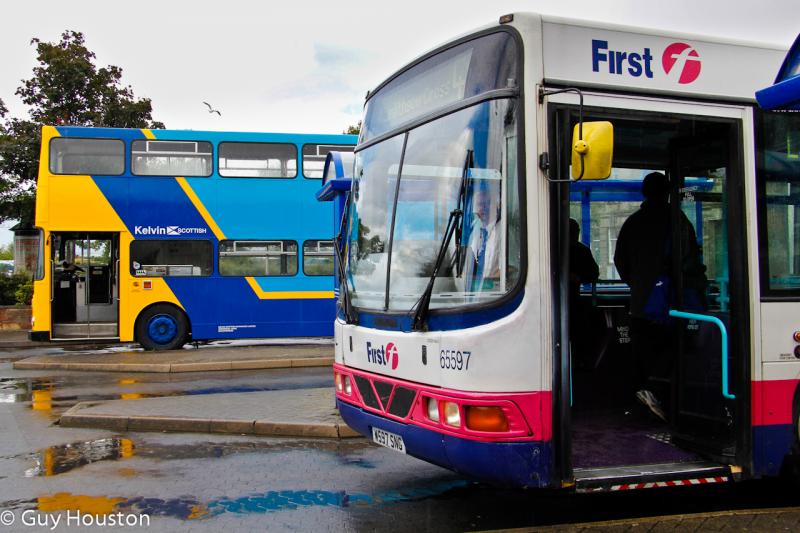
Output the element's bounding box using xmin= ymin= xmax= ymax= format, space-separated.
xmin=361 ymin=31 xmax=518 ymax=142
xmin=49 ymin=138 xmax=124 ymax=175
xmin=302 ymin=144 xmax=355 ymax=179
xmin=132 ymin=140 xmax=212 ymax=177
xmin=218 ymin=142 xmax=297 ymax=178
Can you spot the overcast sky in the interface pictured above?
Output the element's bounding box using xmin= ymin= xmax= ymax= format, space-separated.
xmin=1 ymin=0 xmax=798 ymax=243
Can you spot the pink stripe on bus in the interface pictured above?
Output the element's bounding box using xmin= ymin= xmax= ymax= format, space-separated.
xmin=334 ymin=363 xmax=553 ymax=442
xmin=751 ymin=379 xmax=798 ymax=426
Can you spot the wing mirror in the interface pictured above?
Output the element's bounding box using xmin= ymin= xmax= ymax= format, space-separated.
xmin=572 ymin=121 xmax=613 ymax=180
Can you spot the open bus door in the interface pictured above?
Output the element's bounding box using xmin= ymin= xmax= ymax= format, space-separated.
xmin=550 ymin=98 xmax=751 ymax=491
xmin=667 ymin=132 xmax=750 ymax=466
xmin=50 ymin=232 xmax=119 ymax=340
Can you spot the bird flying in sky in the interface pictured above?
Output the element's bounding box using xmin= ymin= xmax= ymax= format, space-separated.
xmin=203 ymin=102 xmax=221 ymax=116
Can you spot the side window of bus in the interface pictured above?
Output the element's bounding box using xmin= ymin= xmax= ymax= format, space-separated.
xmin=130 ymin=240 xmax=212 ymax=277
xmin=302 ymin=144 xmax=355 ymax=179
xmin=132 ymin=140 xmax=213 ymax=177
xmin=758 ymin=110 xmax=800 ymax=294
xmin=50 ymin=138 xmax=125 ymax=175
xmin=218 ymin=142 xmax=297 ymax=178
xmin=219 ymin=240 xmax=298 ymax=276
xmin=303 ymin=240 xmax=334 ymax=275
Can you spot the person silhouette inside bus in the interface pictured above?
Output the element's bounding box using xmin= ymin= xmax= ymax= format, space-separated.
xmin=569 ymin=218 xmax=599 ymax=308
xmin=568 ymin=219 xmax=600 ymax=365
xmin=463 ymin=181 xmax=501 ymax=293
xmin=614 ymin=172 xmax=706 ymax=422
xmin=59 ymin=260 xmax=84 ymax=274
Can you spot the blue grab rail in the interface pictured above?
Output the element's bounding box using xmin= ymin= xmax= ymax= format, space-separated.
xmin=668 ymin=310 xmax=735 ymax=400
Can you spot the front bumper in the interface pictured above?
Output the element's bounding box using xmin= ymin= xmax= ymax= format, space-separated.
xmin=338 ymin=399 xmax=553 ymax=488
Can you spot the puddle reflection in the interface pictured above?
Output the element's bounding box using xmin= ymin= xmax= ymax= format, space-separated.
xmin=0 ymin=378 xmax=55 ymax=404
xmin=22 ymin=438 xmax=375 ymax=478
xmin=25 ymin=438 xmax=134 ymax=477
xmin=3 ymin=479 xmax=470 ymax=522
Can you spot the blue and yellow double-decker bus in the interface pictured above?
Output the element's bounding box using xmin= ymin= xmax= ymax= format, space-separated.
xmin=29 ymin=126 xmax=356 ymax=349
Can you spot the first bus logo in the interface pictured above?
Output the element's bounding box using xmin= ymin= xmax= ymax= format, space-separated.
xmin=662 ymin=42 xmax=701 ymax=84
xmin=591 ymin=40 xmax=701 ymax=84
xmin=366 ymin=341 xmax=399 ymax=370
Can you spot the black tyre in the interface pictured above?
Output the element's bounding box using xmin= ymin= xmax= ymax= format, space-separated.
xmin=135 ymin=304 xmax=189 ymax=351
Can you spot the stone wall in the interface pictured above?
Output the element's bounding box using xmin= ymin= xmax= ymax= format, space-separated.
xmin=0 ymin=306 xmax=31 ymax=330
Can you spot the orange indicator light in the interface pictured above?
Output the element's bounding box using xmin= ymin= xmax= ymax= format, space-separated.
xmin=465 ymin=406 xmax=509 ymax=432
xmin=793 ymin=331 xmax=800 ymax=343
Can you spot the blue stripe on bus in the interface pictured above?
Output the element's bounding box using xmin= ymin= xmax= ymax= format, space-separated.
xmin=337 ymin=399 xmax=553 ymax=488
xmin=186 ymin=176 xmax=332 ymax=240
xmin=355 ymin=290 xmax=524 ymax=332
xmin=165 ymin=276 xmax=335 ymax=339
xmin=753 ymin=424 xmax=795 ymax=477
xmin=93 ymin=175 xmax=215 ymax=239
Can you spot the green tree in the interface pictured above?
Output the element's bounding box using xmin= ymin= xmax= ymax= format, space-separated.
xmin=0 ymin=30 xmax=164 ymax=224
xmin=0 ymin=243 xmax=13 ymax=260
xmin=343 ymin=121 xmax=361 ymax=135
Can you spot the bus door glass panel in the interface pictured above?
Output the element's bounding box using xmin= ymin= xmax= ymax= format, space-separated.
xmin=51 ymin=235 xmax=77 ymax=323
xmin=669 ymin=135 xmax=736 ymax=452
xmin=71 ymin=239 xmax=91 ymax=322
xmin=86 ymin=240 xmax=113 ymax=305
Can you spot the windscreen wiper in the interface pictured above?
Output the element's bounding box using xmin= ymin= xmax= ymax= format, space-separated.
xmin=454 ymin=150 xmax=473 ymax=277
xmin=334 ymin=192 xmax=357 ymax=324
xmin=411 ymin=150 xmax=472 ymax=331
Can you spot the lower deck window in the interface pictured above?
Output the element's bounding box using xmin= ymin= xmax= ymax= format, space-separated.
xmin=303 ymin=240 xmax=334 ymax=275
xmin=219 ymin=240 xmax=298 ymax=276
xmin=130 ymin=240 xmax=212 ymax=277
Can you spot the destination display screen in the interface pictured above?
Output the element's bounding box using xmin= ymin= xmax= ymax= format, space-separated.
xmin=361 ymin=31 xmax=518 ymax=142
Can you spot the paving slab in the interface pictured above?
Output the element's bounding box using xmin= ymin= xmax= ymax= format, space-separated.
xmin=59 ymin=387 xmax=360 ymax=439
xmin=13 ymin=343 xmax=334 ymax=372
xmin=530 ymin=506 xmax=800 ymax=532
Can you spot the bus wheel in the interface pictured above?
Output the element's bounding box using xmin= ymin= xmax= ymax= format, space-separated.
xmin=136 ymin=304 xmax=188 ymax=351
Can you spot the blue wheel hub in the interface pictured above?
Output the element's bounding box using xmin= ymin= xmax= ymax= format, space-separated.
xmin=147 ymin=314 xmax=178 ymax=345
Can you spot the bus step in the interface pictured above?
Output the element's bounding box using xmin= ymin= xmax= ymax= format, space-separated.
xmin=52 ymin=322 xmax=118 ymax=338
xmin=574 ymin=461 xmax=732 ymax=493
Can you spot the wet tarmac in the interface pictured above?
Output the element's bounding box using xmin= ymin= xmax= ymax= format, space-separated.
xmin=0 ymin=337 xmax=333 ymax=362
xmin=0 ymin=364 xmax=332 ymax=420
xmin=1 ymin=354 xmax=800 ymax=531
xmin=2 ymin=429 xmax=800 ymax=531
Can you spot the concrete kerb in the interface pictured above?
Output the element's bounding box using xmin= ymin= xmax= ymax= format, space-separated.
xmin=59 ymin=400 xmax=360 ymax=439
xmin=14 ymin=356 xmax=334 ymax=373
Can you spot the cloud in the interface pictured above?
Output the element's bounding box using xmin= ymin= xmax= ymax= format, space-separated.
xmin=340 ymin=103 xmax=363 ymax=116
xmin=262 ymin=42 xmax=374 ymax=101
xmin=265 ymin=73 xmax=354 ymax=100
xmin=313 ymin=44 xmax=369 ymax=67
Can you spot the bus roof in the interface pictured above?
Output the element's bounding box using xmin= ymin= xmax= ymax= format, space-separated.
xmin=367 ymin=13 xmax=789 ymax=106
xmin=50 ymin=126 xmax=357 ymax=144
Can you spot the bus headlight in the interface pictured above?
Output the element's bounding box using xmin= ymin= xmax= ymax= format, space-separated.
xmin=343 ymin=376 xmax=352 ymax=395
xmin=426 ymin=398 xmax=440 ymax=422
xmin=444 ymin=402 xmax=461 ymax=427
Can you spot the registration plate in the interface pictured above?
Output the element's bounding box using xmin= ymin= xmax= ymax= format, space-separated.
xmin=371 ymin=427 xmax=406 ymax=454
